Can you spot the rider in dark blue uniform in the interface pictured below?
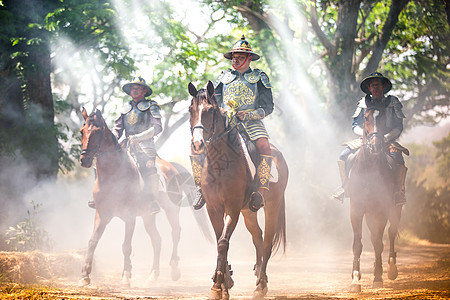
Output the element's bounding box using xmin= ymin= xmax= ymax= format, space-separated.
xmin=88 ymin=76 xmax=162 ymax=214
xmin=332 ymin=72 xmax=408 ymax=205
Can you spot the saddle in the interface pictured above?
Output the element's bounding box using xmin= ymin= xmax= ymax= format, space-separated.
xmin=344 ymin=138 xmax=409 ymax=176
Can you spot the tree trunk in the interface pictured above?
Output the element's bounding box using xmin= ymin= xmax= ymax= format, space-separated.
xmin=327 ymin=0 xmax=361 ymax=132
xmin=24 ymin=40 xmax=59 ymax=180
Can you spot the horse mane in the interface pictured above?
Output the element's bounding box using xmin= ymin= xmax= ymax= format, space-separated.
xmin=88 ymin=109 xmax=121 ymax=150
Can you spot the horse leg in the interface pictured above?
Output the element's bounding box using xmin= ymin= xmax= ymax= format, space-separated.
xmin=209 ymin=211 xmax=238 ymax=300
xmin=142 ymin=214 xmax=161 ymax=286
xmin=79 ymin=212 xmax=111 ymax=286
xmin=241 ymin=210 xmax=263 ymax=277
xmin=387 ymin=205 xmax=402 ymax=280
xmin=367 ymin=214 xmax=387 ymax=289
xmin=258 ymin=211 xmax=278 ymax=299
xmin=349 ymin=205 xmax=363 ymax=292
xmin=121 ymin=217 xmax=136 ymax=288
xmin=162 ymin=200 xmax=181 ymax=281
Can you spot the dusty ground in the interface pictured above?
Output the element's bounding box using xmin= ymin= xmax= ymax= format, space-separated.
xmin=0 ymin=241 xmax=449 ymax=299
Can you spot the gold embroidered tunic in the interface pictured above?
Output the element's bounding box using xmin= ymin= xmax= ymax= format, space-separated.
xmin=214 ymin=68 xmax=273 ymax=141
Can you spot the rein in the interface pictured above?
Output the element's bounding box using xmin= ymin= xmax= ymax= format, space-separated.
xmin=363 ymin=131 xmax=384 ymax=153
xmin=191 ymin=108 xmax=237 ymax=144
xmin=81 ymin=125 xmax=120 ymax=158
xmin=81 ymin=125 xmax=105 ymax=158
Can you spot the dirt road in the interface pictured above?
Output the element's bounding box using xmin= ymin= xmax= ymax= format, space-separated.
xmin=2 ymin=241 xmax=448 ymax=299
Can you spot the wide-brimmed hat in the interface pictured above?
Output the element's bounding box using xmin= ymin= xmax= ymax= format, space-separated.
xmin=224 ymin=35 xmax=260 ymax=61
xmin=122 ymin=76 xmax=152 ymax=97
xmin=360 ymin=72 xmax=392 ymax=94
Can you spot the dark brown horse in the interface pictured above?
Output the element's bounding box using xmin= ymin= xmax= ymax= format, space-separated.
xmin=78 ymin=108 xmax=203 ymax=287
xmin=188 ymin=81 xmax=289 ymax=300
xmin=347 ymin=104 xmax=402 ymax=292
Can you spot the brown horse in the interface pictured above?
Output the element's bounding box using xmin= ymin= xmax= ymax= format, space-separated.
xmin=188 ymin=81 xmax=289 ymax=300
xmin=347 ymin=104 xmax=402 ymax=292
xmin=78 ymin=108 xmax=204 ymax=287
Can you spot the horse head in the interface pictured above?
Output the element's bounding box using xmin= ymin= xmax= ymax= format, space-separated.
xmin=79 ymin=107 xmax=107 ymax=168
xmin=363 ymin=107 xmax=387 ymax=155
xmin=188 ymin=81 xmax=220 ymax=154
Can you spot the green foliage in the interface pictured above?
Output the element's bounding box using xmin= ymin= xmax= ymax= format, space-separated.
xmin=433 ymin=132 xmax=450 ymax=182
xmin=403 ymin=134 xmax=450 ymax=243
xmin=404 ymin=180 xmax=450 ymax=244
xmin=4 ymin=201 xmax=53 ymax=252
xmin=383 ymin=0 xmax=450 ymax=126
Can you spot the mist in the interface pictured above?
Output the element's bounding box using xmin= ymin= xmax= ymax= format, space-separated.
xmin=1 ymin=0 xmax=430 ymax=294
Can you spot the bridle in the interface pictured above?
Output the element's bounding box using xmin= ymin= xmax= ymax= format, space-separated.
xmin=363 ymin=108 xmax=385 ymax=155
xmin=191 ymin=106 xmax=218 ymax=144
xmin=80 ymin=122 xmax=106 ymax=159
xmin=191 ymin=99 xmax=237 ymax=145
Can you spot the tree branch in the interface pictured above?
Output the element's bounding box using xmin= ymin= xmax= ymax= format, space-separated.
xmin=364 ymin=0 xmax=410 ymax=74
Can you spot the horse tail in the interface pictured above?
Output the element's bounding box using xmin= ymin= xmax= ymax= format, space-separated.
xmin=271 ymin=194 xmax=286 ymax=256
xmin=170 ymin=161 xmax=215 ymax=244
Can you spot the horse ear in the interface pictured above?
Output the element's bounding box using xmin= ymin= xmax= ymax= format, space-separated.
xmin=94 ymin=108 xmax=103 ymax=118
xmin=81 ymin=107 xmax=88 ymax=121
xmin=188 ymin=82 xmax=198 ymax=97
xmin=206 ymin=81 xmax=214 ymax=98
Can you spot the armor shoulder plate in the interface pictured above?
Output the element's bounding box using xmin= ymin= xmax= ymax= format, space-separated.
xmin=244 ymin=69 xmax=272 ymax=88
xmin=259 ymin=71 xmax=272 ymax=88
xmin=388 ymin=95 xmax=406 ymax=118
xmin=244 ymin=69 xmax=261 ymax=83
xmin=137 ymin=99 xmax=151 ymax=111
xmin=149 ymin=101 xmax=162 ymax=118
xmin=120 ymin=102 xmax=133 ymax=115
xmin=214 ymin=71 xmax=225 ymax=88
xmin=220 ymin=70 xmax=236 ymax=85
xmin=352 ymin=98 xmax=366 ymax=118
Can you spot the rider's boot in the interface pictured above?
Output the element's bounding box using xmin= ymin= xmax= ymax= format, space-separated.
xmin=331 ymin=160 xmax=347 ymax=202
xmin=144 ymin=173 xmax=161 ymax=214
xmin=190 ymin=155 xmax=206 ymax=210
xmin=393 ymin=164 xmax=407 ymax=206
xmin=88 ymin=200 xmax=95 ymax=209
xmin=249 ymin=155 xmax=272 ymax=212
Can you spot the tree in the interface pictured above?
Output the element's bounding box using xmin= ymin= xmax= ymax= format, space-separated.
xmin=0 ymin=0 xmax=58 ymax=180
xmin=0 ymin=0 xmax=135 ymax=218
xmin=205 ymin=0 xmax=449 ymax=133
xmin=433 ymin=132 xmax=450 ymax=183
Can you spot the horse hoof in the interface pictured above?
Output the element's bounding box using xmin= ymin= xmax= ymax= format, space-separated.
xmin=121 ymin=271 xmax=131 ymax=288
xmin=171 ymin=266 xmax=181 ymax=281
xmin=144 ymin=269 xmax=160 ymax=287
xmin=253 ymin=287 xmax=268 ymax=299
xmin=78 ymin=277 xmax=90 ymax=287
xmin=372 ymin=281 xmax=383 ymax=289
xmin=209 ymin=287 xmax=222 ymax=300
xmin=349 ymin=284 xmax=361 ymax=293
xmin=387 ymin=262 xmax=398 ymax=280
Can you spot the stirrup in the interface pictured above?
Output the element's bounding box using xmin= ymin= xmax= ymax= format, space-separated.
xmin=394 ymin=191 xmax=406 ymax=206
xmin=249 ymin=191 xmax=264 ymax=212
xmin=193 ymin=189 xmax=205 ymax=210
xmin=331 ymin=187 xmax=345 ymax=203
xmin=148 ymin=199 xmax=161 ymax=214
xmin=88 ymin=200 xmax=95 ymax=209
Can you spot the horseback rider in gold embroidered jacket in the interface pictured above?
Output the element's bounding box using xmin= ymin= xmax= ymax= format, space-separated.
xmin=190 ymin=35 xmax=274 ymax=212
